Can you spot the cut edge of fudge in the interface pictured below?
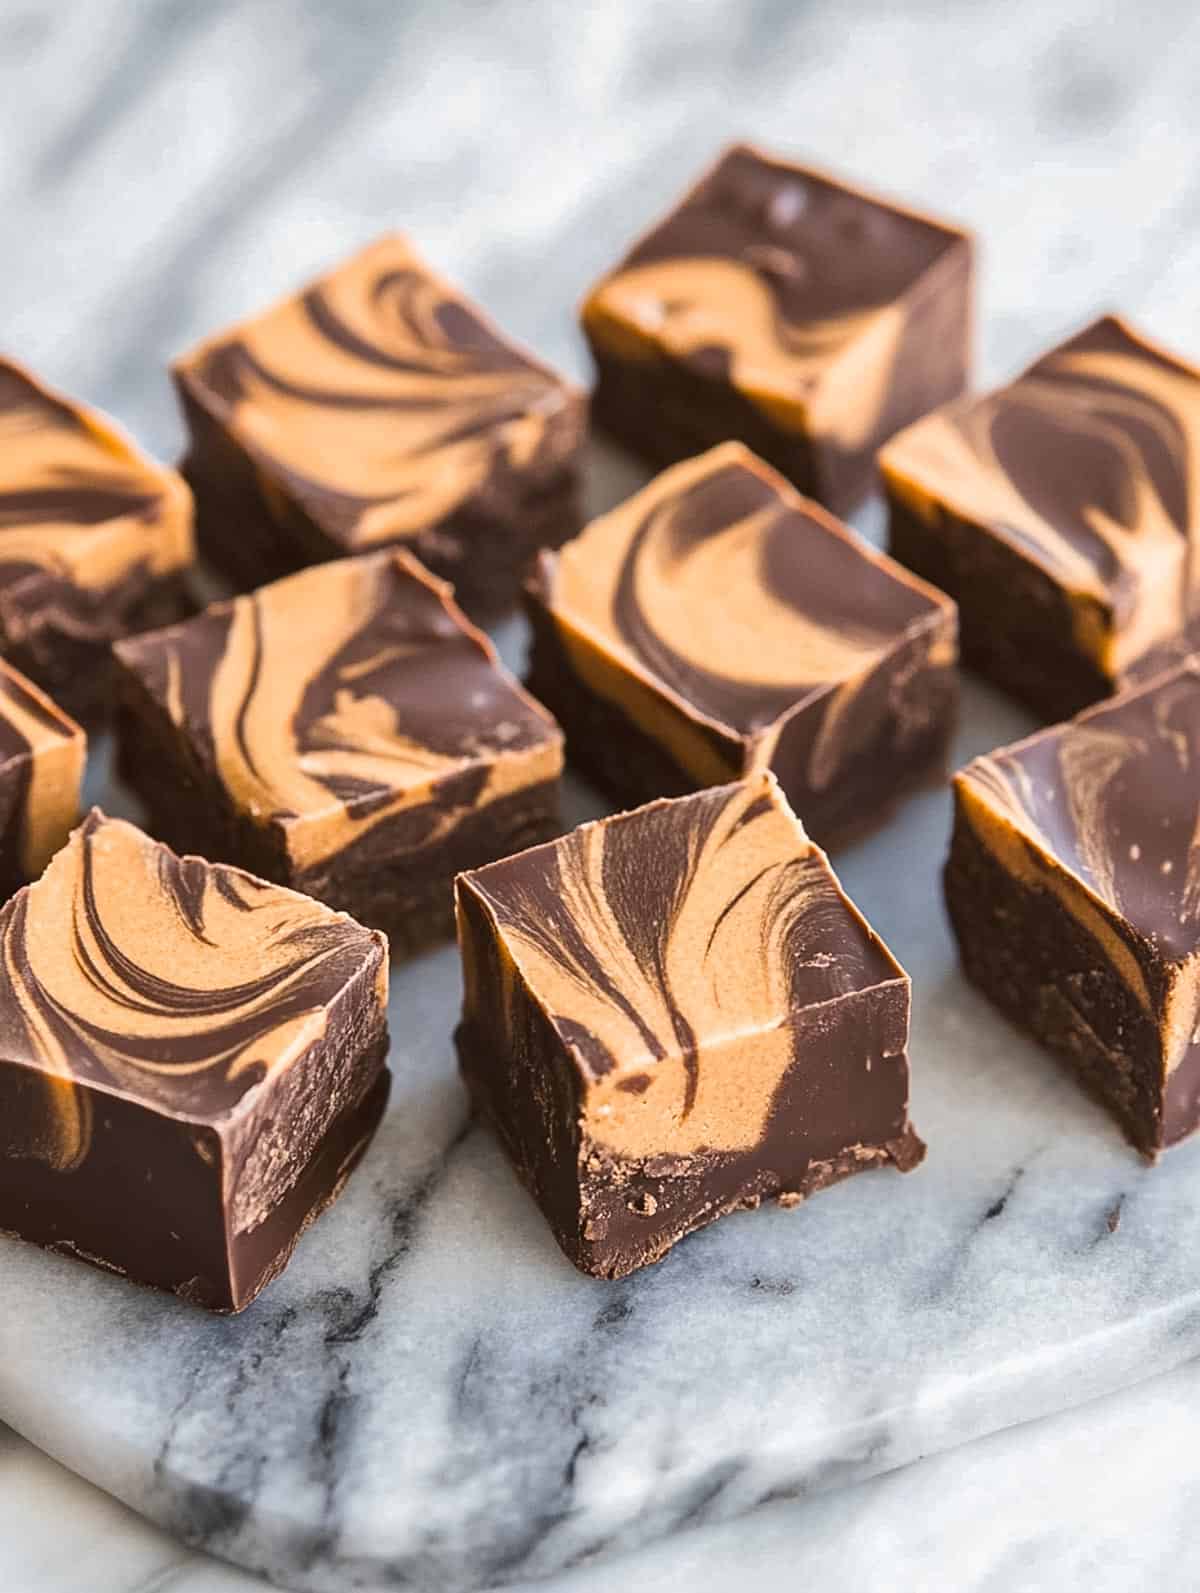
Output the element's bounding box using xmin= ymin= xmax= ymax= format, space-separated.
xmin=0 ymin=658 xmax=85 ymax=892
xmin=455 ymin=772 xmax=925 ymax=1280
xmin=946 ymin=660 xmax=1200 ymax=1159
xmin=170 ymin=234 xmax=587 ymax=614
xmin=581 ymin=141 xmax=973 ymax=510
xmin=881 ymin=313 xmax=1200 ymax=720
xmin=0 ymin=808 xmax=390 ymax=1310
xmin=112 ymin=549 xmax=565 ymax=952
xmin=525 ymin=441 xmax=958 ymax=846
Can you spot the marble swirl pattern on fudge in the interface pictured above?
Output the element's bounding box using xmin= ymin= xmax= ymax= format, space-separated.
xmin=180 ymin=234 xmax=579 ymax=545
xmin=0 ymin=810 xmax=384 ymax=1174
xmin=548 ymin=444 xmax=945 ymax=789
xmin=121 ymin=552 xmax=560 ymax=871
xmin=883 ymin=317 xmax=1200 ymax=669
xmin=468 ymin=776 xmax=905 ymax=1160
xmin=0 ymin=358 xmax=192 ymax=597
xmin=582 ymin=143 xmax=956 ymax=440
xmin=0 ymin=661 xmax=83 ymax=881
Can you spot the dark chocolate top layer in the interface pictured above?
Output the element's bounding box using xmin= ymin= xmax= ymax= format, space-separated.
xmin=0 ymin=811 xmax=387 ymax=1159
xmin=958 ymin=661 xmax=1200 ymax=959
xmin=540 ymin=442 xmax=950 ymax=735
xmin=0 ymin=357 xmax=193 ymax=598
xmin=882 ymin=316 xmax=1200 ymax=670
xmin=582 ymin=142 xmax=965 ymax=406
xmin=461 ymin=773 xmax=904 ymax=1094
xmin=174 ymin=234 xmax=584 ymax=547
xmin=116 ymin=551 xmax=562 ymax=870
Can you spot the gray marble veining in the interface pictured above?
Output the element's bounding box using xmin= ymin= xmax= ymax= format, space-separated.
xmin=3 ymin=1 xmax=1200 ymax=1590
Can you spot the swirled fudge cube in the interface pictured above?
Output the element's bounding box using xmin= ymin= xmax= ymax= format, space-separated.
xmin=0 ymin=659 xmax=84 ymax=902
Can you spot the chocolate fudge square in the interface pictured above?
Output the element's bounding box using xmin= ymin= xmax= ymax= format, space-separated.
xmin=456 ymin=773 xmax=924 ymax=1279
xmin=881 ymin=315 xmax=1200 ymax=722
xmin=0 ymin=810 xmax=389 ymax=1310
xmin=0 ymin=357 xmax=194 ymax=722
xmin=114 ymin=551 xmax=563 ymax=954
xmin=0 ymin=659 xmax=84 ymax=902
xmin=526 ymin=442 xmax=957 ymax=850
xmin=581 ymin=142 xmax=972 ymax=513
xmin=946 ymin=662 xmax=1200 ymax=1157
xmin=173 ymin=233 xmax=587 ymax=618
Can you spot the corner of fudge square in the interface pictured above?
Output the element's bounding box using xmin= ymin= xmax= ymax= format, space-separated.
xmin=454 ymin=772 xmax=924 ymax=1279
xmin=945 ymin=660 xmax=1200 ymax=1158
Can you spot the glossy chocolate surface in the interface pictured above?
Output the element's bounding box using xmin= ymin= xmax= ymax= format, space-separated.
xmin=528 ymin=442 xmax=956 ymax=846
xmin=0 ymin=659 xmax=83 ymax=899
xmin=883 ymin=316 xmax=1200 ymax=685
xmin=174 ymin=233 xmax=585 ymax=553
xmin=457 ymin=774 xmax=923 ymax=1277
xmin=0 ymin=810 xmax=389 ymax=1308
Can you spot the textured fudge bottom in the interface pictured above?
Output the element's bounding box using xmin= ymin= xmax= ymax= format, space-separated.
xmin=944 ymin=816 xmax=1198 ymax=1159
xmin=0 ymin=1051 xmax=390 ymax=1312
xmin=888 ymin=495 xmax=1120 ymax=722
xmin=525 ymin=601 xmax=956 ymax=852
xmin=181 ymin=404 xmax=582 ymax=621
xmin=115 ymin=674 xmax=560 ymax=953
xmin=1 ymin=572 xmax=194 ymax=726
xmin=456 ymin=1021 xmax=925 ymax=1281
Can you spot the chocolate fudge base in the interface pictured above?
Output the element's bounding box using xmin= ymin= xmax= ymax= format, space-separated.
xmin=525 ymin=597 xmax=957 ymax=852
xmin=115 ymin=665 xmax=561 ymax=953
xmin=0 ymin=571 xmax=194 ymax=726
xmin=0 ymin=1043 xmax=389 ymax=1313
xmin=456 ymin=1013 xmax=924 ymax=1280
xmin=179 ymin=390 xmax=582 ymax=620
xmin=587 ymin=245 xmax=970 ymax=516
xmin=887 ymin=494 xmax=1119 ymax=723
xmin=944 ymin=811 xmax=1183 ymax=1158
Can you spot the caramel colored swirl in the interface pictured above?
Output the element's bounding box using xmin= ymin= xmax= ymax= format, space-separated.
xmin=462 ymin=774 xmax=905 ymax=1159
xmin=540 ymin=442 xmax=949 ymax=788
xmin=582 ymin=143 xmax=961 ymax=442
xmin=0 ymin=358 xmax=192 ymax=593
xmin=0 ymin=659 xmax=84 ymax=884
xmin=118 ymin=551 xmax=562 ymax=871
xmin=882 ymin=317 xmax=1200 ymax=673
xmin=175 ymin=233 xmax=582 ymax=546
xmin=0 ymin=810 xmax=386 ymax=1170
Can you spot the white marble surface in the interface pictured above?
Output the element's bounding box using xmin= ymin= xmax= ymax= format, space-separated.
xmin=4 ymin=1 xmax=1200 ymax=1589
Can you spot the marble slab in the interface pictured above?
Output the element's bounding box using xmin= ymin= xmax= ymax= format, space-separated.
xmin=4 ymin=1 xmax=1200 ymax=1590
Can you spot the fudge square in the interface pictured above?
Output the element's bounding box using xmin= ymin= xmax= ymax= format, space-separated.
xmin=946 ymin=662 xmax=1200 ymax=1158
xmin=0 ymin=659 xmax=85 ymax=903
xmin=172 ymin=233 xmax=587 ymax=618
xmin=455 ymin=773 xmax=924 ymax=1279
xmin=113 ymin=550 xmax=563 ymax=954
xmin=525 ymin=442 xmax=958 ymax=850
xmin=581 ymin=142 xmax=972 ymax=514
xmin=881 ymin=315 xmax=1200 ymax=723
xmin=0 ymin=810 xmax=389 ymax=1311
xmin=0 ymin=356 xmax=193 ymax=723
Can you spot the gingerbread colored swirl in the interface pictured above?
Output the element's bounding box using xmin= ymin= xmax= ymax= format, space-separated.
xmin=118 ymin=551 xmax=561 ymax=870
xmin=0 ymin=810 xmax=385 ymax=1171
xmin=0 ymin=358 xmax=193 ymax=591
xmin=583 ymin=143 xmax=961 ymax=436
xmin=883 ymin=317 xmax=1200 ymax=671
xmin=176 ymin=233 xmax=581 ymax=545
xmin=462 ymin=775 xmax=904 ymax=1158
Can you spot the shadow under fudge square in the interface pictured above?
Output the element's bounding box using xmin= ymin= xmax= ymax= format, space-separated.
xmin=172 ymin=233 xmax=587 ymax=619
xmin=881 ymin=315 xmax=1200 ymax=722
xmin=0 ymin=658 xmax=84 ymax=903
xmin=525 ymin=441 xmax=958 ymax=850
xmin=0 ymin=810 xmax=389 ymax=1311
xmin=113 ymin=550 xmax=563 ymax=954
xmin=946 ymin=661 xmax=1200 ymax=1157
xmin=0 ymin=357 xmax=194 ymax=724
xmin=581 ymin=141 xmax=972 ymax=514
xmin=455 ymin=772 xmax=924 ymax=1280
